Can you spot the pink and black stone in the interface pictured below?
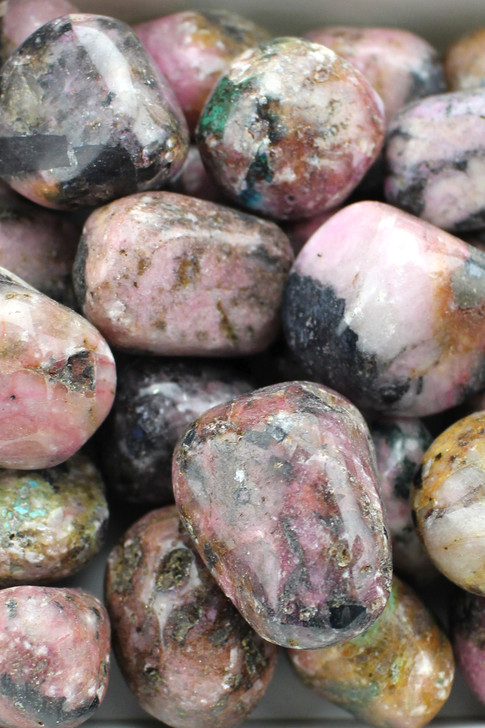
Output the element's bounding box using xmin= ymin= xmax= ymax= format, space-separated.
xmin=0 ymin=14 xmax=189 ymax=210
xmin=172 ymin=381 xmax=392 ymax=649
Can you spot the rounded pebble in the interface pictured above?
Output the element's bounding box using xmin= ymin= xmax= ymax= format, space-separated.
xmin=444 ymin=28 xmax=485 ymax=91
xmin=450 ymin=588 xmax=485 ymax=705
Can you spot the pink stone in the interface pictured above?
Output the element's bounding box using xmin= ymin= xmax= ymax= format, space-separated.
xmin=0 ymin=0 xmax=78 ymax=61
xmin=74 ymin=191 xmax=293 ymax=356
xmin=0 ymin=268 xmax=116 ymax=469
xmin=173 ymin=381 xmax=392 ymax=649
xmin=0 ymin=586 xmax=110 ymax=728
xmin=450 ymin=589 xmax=485 ymax=705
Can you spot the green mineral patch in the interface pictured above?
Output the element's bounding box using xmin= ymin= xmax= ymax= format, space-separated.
xmin=198 ymin=75 xmax=254 ymax=138
xmin=320 ymin=678 xmax=379 ymax=714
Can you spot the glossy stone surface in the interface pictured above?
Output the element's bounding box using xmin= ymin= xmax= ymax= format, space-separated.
xmin=450 ymin=588 xmax=485 ymax=705
xmin=412 ymin=411 xmax=485 ymax=594
xmin=98 ymin=356 xmax=253 ymax=505
xmin=305 ymin=26 xmax=445 ymax=121
xmin=134 ymin=10 xmax=270 ymax=134
xmin=283 ymin=201 xmax=485 ymax=416
xmin=289 ymin=576 xmax=454 ymax=728
xmin=0 ymin=0 xmax=78 ymax=61
xmin=0 ymin=14 xmax=189 ymax=210
xmin=0 ymin=184 xmax=78 ymax=305
xmin=173 ymin=380 xmax=392 ymax=649
xmin=0 ymin=267 xmax=116 ymax=469
xmin=74 ymin=191 xmax=293 ymax=355
xmin=371 ymin=417 xmax=436 ymax=582
xmin=385 ymin=89 xmax=485 ymax=231
xmin=444 ymin=28 xmax=485 ymax=91
xmin=0 ymin=586 xmax=110 ymax=728
xmin=0 ymin=453 xmax=108 ymax=585
xmin=196 ymin=37 xmax=385 ymax=220
xmin=105 ymin=506 xmax=277 ymax=728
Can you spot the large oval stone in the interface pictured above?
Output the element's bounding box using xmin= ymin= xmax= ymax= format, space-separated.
xmin=172 ymin=380 xmax=392 ymax=649
xmin=0 ymin=14 xmax=189 ymax=209
xmin=283 ymin=200 xmax=485 ymax=416
xmin=0 ymin=268 xmax=116 ymax=469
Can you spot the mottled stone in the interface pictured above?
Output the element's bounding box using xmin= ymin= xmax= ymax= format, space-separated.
xmin=289 ymin=576 xmax=454 ymax=728
xmin=305 ymin=26 xmax=445 ymax=121
xmin=0 ymin=14 xmax=189 ymax=210
xmin=412 ymin=411 xmax=485 ymax=595
xmin=444 ymin=28 xmax=485 ymax=91
xmin=0 ymin=267 xmax=116 ymax=469
xmin=283 ymin=201 xmax=485 ymax=416
xmin=172 ymin=380 xmax=392 ymax=649
xmin=0 ymin=453 xmax=108 ymax=585
xmin=168 ymin=145 xmax=226 ymax=203
xmin=371 ymin=417 xmax=437 ymax=582
xmin=0 ymin=586 xmax=110 ymax=728
xmin=0 ymin=186 xmax=78 ymax=305
xmin=196 ymin=37 xmax=385 ymax=220
xmin=0 ymin=0 xmax=78 ymax=62
xmin=105 ymin=506 xmax=277 ymax=728
xmin=74 ymin=191 xmax=293 ymax=355
xmin=385 ymin=89 xmax=485 ymax=231
xmin=450 ymin=588 xmax=485 ymax=705
xmin=134 ymin=10 xmax=270 ymax=134
xmin=98 ymin=356 xmax=253 ymax=505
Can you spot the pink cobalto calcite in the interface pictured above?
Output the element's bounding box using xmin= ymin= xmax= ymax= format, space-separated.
xmin=173 ymin=381 xmax=392 ymax=649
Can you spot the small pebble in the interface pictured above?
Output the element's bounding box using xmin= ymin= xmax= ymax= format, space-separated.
xmin=173 ymin=380 xmax=392 ymax=649
xmin=444 ymin=28 xmax=485 ymax=91
xmin=289 ymin=576 xmax=454 ymax=728
xmin=283 ymin=201 xmax=485 ymax=416
xmin=74 ymin=191 xmax=293 ymax=355
xmin=450 ymin=588 xmax=485 ymax=705
xmin=0 ymin=452 xmax=108 ymax=585
xmin=0 ymin=267 xmax=116 ymax=469
xmin=0 ymin=0 xmax=78 ymax=62
xmin=105 ymin=505 xmax=277 ymax=728
xmin=196 ymin=36 xmax=385 ymax=220
xmin=0 ymin=14 xmax=189 ymax=209
xmin=0 ymin=585 xmax=110 ymax=728
xmin=411 ymin=410 xmax=485 ymax=595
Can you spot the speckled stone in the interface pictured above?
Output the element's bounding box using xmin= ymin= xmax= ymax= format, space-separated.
xmin=0 ymin=14 xmax=189 ymax=210
xmin=0 ymin=267 xmax=116 ymax=469
xmin=0 ymin=0 xmax=78 ymax=62
xmin=304 ymin=26 xmax=445 ymax=121
xmin=289 ymin=576 xmax=454 ymax=728
xmin=412 ymin=411 xmax=485 ymax=595
xmin=74 ymin=191 xmax=293 ymax=355
xmin=134 ymin=9 xmax=270 ymax=134
xmin=283 ymin=201 xmax=485 ymax=416
xmin=97 ymin=356 xmax=253 ymax=505
xmin=444 ymin=28 xmax=485 ymax=91
xmin=196 ymin=37 xmax=385 ymax=220
xmin=385 ymin=89 xmax=485 ymax=231
xmin=371 ymin=417 xmax=437 ymax=582
xmin=450 ymin=588 xmax=485 ymax=705
xmin=105 ymin=506 xmax=277 ymax=728
xmin=173 ymin=380 xmax=392 ymax=649
xmin=0 ymin=453 xmax=108 ymax=585
xmin=0 ymin=585 xmax=110 ymax=728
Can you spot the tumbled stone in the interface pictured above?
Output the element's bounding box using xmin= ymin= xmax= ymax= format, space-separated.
xmin=450 ymin=588 xmax=485 ymax=705
xmin=196 ymin=37 xmax=385 ymax=220
xmin=0 ymin=14 xmax=189 ymax=210
xmin=173 ymin=380 xmax=392 ymax=649
xmin=444 ymin=28 xmax=485 ymax=91
xmin=0 ymin=0 xmax=78 ymax=62
xmin=371 ymin=417 xmax=436 ymax=582
xmin=98 ymin=356 xmax=253 ymax=505
xmin=385 ymin=89 xmax=485 ymax=231
xmin=0 ymin=184 xmax=78 ymax=305
xmin=283 ymin=201 xmax=485 ymax=416
xmin=134 ymin=9 xmax=270 ymax=134
xmin=305 ymin=26 xmax=445 ymax=121
xmin=0 ymin=453 xmax=108 ymax=585
xmin=289 ymin=576 xmax=454 ymax=728
xmin=0 ymin=267 xmax=116 ymax=469
xmin=105 ymin=506 xmax=277 ymax=728
xmin=0 ymin=585 xmax=110 ymax=728
xmin=74 ymin=191 xmax=293 ymax=355
xmin=412 ymin=411 xmax=485 ymax=594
